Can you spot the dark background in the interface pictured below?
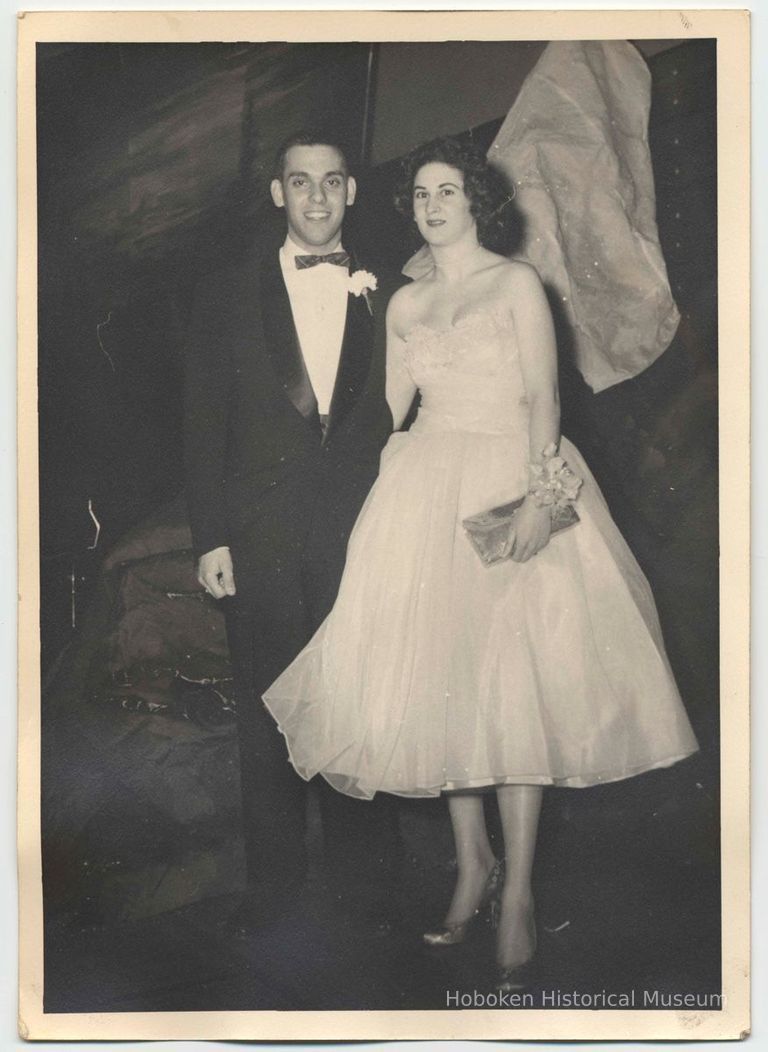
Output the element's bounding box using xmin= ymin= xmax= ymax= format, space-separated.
xmin=38 ymin=39 xmax=720 ymax=1013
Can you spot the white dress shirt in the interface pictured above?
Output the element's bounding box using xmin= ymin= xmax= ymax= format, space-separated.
xmin=279 ymin=236 xmax=350 ymax=415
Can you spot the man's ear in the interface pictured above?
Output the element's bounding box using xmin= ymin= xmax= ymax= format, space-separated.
xmin=270 ymin=179 xmax=285 ymax=208
xmin=346 ymin=176 xmax=357 ymax=207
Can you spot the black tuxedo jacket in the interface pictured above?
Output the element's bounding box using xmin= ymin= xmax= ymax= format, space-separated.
xmin=183 ymin=244 xmax=401 ymax=570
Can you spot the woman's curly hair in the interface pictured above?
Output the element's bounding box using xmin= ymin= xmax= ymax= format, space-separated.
xmin=394 ymin=137 xmax=517 ymax=251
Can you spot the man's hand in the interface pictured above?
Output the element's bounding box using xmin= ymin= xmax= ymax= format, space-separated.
xmin=198 ymin=546 xmax=236 ymax=598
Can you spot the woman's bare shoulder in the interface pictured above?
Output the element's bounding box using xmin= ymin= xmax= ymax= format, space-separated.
xmin=387 ymin=280 xmax=429 ymax=337
xmin=496 ymin=257 xmax=544 ymax=289
xmin=491 ymin=259 xmax=548 ymax=316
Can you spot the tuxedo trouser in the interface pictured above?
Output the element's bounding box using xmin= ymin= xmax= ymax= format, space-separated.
xmin=224 ymin=498 xmax=401 ymax=899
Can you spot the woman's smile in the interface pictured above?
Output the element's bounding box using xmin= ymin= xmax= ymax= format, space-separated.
xmin=413 ymin=161 xmax=476 ymax=246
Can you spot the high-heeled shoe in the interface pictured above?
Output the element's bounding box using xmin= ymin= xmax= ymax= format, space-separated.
xmin=496 ymin=958 xmax=536 ymax=994
xmin=495 ymin=898 xmax=537 ymax=992
xmin=422 ymin=858 xmax=503 ymax=947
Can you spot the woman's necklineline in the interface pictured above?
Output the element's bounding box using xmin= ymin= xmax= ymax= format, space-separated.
xmin=405 ymin=306 xmax=514 ymax=344
xmin=407 ymin=244 xmax=514 ymax=340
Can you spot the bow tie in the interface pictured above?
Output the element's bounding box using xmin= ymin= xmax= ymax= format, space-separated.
xmin=294 ymin=251 xmax=350 ymax=270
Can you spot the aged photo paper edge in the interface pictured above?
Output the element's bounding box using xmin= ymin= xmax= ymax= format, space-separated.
xmin=16 ymin=6 xmax=751 ymax=1042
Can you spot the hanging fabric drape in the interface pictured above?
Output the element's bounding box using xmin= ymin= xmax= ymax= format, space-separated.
xmin=403 ymin=41 xmax=680 ymax=393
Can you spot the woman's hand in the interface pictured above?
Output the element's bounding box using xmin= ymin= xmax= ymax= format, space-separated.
xmin=508 ymin=498 xmax=552 ymax=563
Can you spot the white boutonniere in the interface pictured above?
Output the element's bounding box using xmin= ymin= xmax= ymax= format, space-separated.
xmin=348 ymin=269 xmax=378 ymax=315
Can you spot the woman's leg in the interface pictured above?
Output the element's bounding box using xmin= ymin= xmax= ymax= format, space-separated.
xmin=443 ymin=792 xmax=497 ymax=926
xmin=495 ymin=784 xmax=543 ymax=967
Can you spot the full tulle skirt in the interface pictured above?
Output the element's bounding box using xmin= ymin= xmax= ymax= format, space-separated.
xmin=263 ymin=426 xmax=698 ymax=799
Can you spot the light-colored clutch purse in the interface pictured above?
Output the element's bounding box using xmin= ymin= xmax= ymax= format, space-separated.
xmin=462 ymin=496 xmax=579 ymax=566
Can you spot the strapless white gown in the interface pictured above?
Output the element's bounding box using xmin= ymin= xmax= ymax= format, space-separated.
xmin=263 ymin=309 xmax=699 ymax=799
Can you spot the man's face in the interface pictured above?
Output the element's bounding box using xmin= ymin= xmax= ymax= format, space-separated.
xmin=270 ymin=144 xmax=356 ymax=253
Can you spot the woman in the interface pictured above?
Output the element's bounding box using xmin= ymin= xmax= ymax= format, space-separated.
xmin=263 ymin=138 xmax=698 ymax=988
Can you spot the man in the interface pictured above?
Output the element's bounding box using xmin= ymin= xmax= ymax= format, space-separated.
xmin=183 ymin=131 xmax=403 ymax=926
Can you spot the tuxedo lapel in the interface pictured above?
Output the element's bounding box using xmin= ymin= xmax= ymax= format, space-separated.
xmin=259 ymin=255 xmax=322 ymax=436
xmin=325 ymin=273 xmax=375 ymax=443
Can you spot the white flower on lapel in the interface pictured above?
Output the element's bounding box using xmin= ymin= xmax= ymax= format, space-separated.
xmin=348 ymin=270 xmax=378 ymax=297
xmin=347 ymin=269 xmax=378 ymax=317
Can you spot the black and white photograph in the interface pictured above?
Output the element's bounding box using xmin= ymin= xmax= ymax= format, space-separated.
xmin=17 ymin=8 xmax=750 ymax=1042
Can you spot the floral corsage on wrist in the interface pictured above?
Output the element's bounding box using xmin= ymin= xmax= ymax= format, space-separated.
xmin=527 ymin=442 xmax=583 ymax=512
xmin=348 ymin=269 xmax=378 ymax=315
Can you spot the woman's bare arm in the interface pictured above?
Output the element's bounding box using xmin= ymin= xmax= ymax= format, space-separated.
xmin=385 ymin=290 xmax=419 ymax=430
xmin=506 ymin=262 xmax=560 ymax=561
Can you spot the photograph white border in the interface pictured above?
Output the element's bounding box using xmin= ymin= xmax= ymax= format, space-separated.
xmin=16 ymin=7 xmax=750 ymax=1042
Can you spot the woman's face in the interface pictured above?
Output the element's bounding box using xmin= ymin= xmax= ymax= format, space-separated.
xmin=412 ymin=162 xmax=476 ymax=247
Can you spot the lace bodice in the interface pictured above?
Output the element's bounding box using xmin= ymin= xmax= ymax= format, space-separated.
xmin=402 ymin=307 xmax=529 ymax=436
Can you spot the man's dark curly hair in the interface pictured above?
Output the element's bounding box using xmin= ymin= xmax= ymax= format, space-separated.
xmin=272 ymin=129 xmax=353 ymax=182
xmin=394 ymin=137 xmax=516 ymax=251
